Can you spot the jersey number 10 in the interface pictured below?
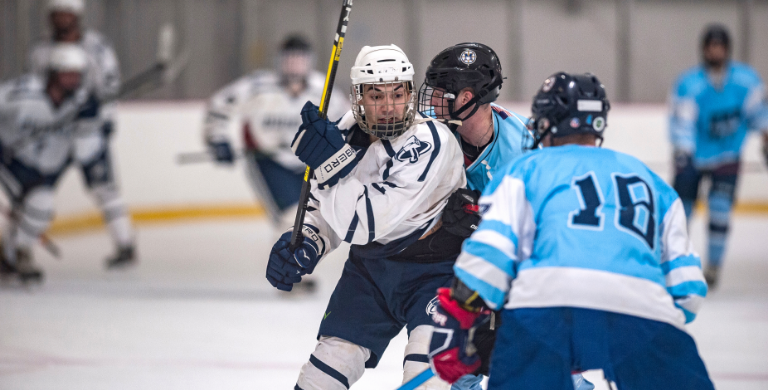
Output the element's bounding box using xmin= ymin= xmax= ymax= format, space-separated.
xmin=568 ymin=172 xmax=656 ymax=249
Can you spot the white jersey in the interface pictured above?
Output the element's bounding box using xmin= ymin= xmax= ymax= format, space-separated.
xmin=204 ymin=70 xmax=348 ymax=172
xmin=0 ymin=75 xmax=85 ymax=174
xmin=29 ymin=30 xmax=121 ymax=103
xmin=305 ymin=111 xmax=466 ymax=258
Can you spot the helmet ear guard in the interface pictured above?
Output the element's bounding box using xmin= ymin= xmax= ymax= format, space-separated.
xmin=528 ymin=72 xmax=610 ymax=149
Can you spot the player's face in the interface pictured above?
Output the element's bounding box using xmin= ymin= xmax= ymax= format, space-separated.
xmin=49 ymin=11 xmax=79 ymax=36
xmin=361 ymin=83 xmax=411 ymax=124
xmin=703 ymin=42 xmax=728 ymax=68
xmin=430 ymin=88 xmax=450 ymax=119
xmin=430 ymin=87 xmax=473 ymax=120
xmin=54 ymin=71 xmax=82 ymax=92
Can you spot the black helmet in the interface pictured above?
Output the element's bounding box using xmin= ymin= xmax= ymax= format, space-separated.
xmin=281 ymin=34 xmax=311 ymax=52
xmin=701 ymin=24 xmax=731 ymax=69
xmin=418 ymin=42 xmax=503 ymax=122
xmin=529 ymin=72 xmax=610 ymax=148
xmin=702 ymin=24 xmax=730 ymax=51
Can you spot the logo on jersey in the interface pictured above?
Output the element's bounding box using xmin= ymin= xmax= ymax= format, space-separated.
xmin=459 ymin=49 xmax=477 ymax=65
xmin=593 ymin=116 xmax=606 ymax=132
xmin=426 ymin=296 xmax=439 ymax=315
xmin=396 ymin=135 xmax=432 ymax=163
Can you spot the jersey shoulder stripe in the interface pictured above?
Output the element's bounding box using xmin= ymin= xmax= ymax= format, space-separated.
xmin=417 ymin=121 xmax=441 ymax=182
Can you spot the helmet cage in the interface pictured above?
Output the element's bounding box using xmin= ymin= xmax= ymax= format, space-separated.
xmin=351 ymin=81 xmax=416 ymax=140
xmin=417 ymin=42 xmax=503 ymax=122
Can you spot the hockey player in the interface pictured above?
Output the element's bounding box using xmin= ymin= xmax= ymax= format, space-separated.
xmin=419 ymin=42 xmax=592 ymax=390
xmin=266 ymin=45 xmax=466 ymax=390
xmin=429 ymin=72 xmax=714 ymax=389
xmin=29 ymin=0 xmax=136 ymax=268
xmin=669 ymin=24 xmax=768 ymax=288
xmin=419 ymin=42 xmax=530 ymax=191
xmin=203 ymin=34 xmax=347 ymax=234
xmin=0 ymin=44 xmax=89 ymax=282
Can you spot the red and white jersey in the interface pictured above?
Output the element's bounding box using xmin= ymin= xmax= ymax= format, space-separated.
xmin=305 ymin=111 xmax=466 ymax=257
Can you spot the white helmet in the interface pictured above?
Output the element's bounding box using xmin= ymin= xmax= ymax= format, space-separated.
xmin=48 ymin=0 xmax=85 ymax=15
xmin=350 ymin=44 xmax=414 ymax=85
xmin=48 ymin=43 xmax=88 ymax=72
xmin=350 ymin=45 xmax=416 ymax=140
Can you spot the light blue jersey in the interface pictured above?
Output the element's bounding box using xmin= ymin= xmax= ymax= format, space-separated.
xmin=455 ymin=145 xmax=708 ymax=329
xmin=669 ymin=62 xmax=768 ymax=168
xmin=463 ymin=104 xmax=531 ymax=191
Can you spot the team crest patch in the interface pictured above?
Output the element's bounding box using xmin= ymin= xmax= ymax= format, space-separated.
xmin=593 ymin=116 xmax=606 ymax=131
xmin=426 ymin=296 xmax=439 ymax=315
xmin=396 ymin=135 xmax=432 ymax=163
xmin=459 ymin=49 xmax=477 ymax=65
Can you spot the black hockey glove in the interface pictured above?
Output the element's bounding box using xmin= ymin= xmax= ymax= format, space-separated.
xmin=291 ymin=101 xmax=357 ymax=188
xmin=266 ymin=226 xmax=325 ymax=292
xmin=208 ymin=141 xmax=235 ymax=164
xmin=442 ymin=188 xmax=482 ymax=238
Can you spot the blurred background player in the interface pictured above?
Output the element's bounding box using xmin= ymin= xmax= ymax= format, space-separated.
xmin=203 ymin=34 xmax=348 ymax=236
xmin=29 ymin=0 xmax=136 ymax=269
xmin=430 ymin=72 xmax=714 ymax=389
xmin=668 ymin=24 xmax=768 ymax=288
xmin=267 ymin=44 xmax=465 ymax=390
xmin=419 ymin=42 xmax=592 ymax=390
xmin=0 ymin=44 xmax=89 ymax=282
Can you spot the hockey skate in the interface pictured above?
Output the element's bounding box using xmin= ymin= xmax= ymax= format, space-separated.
xmin=704 ymin=265 xmax=720 ymax=289
xmin=15 ymin=248 xmax=43 ymax=283
xmin=106 ymin=245 xmax=136 ymax=269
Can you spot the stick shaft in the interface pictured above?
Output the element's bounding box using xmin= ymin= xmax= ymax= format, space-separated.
xmin=290 ymin=0 xmax=353 ymax=250
xmin=396 ymin=368 xmax=434 ymax=390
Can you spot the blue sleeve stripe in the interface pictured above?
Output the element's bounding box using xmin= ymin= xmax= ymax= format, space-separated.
xmin=362 ymin=186 xmax=375 ymax=243
xmin=675 ymin=304 xmax=697 ymax=324
xmin=462 ymin=240 xmax=516 ymax=276
xmin=418 ymin=121 xmax=441 ymax=182
xmin=454 ymin=267 xmax=507 ymax=310
xmin=477 ymin=220 xmax=519 ymax=250
xmin=661 ymin=254 xmax=701 ymax=274
xmin=344 ymin=212 xmax=359 ymax=243
xmin=667 ymin=281 xmax=708 ymax=298
xmin=382 ymin=181 xmax=398 ymax=188
xmin=381 ymin=139 xmax=396 ymax=157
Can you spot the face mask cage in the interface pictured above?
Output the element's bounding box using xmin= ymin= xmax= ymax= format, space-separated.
xmin=351 ymin=81 xmax=416 ymax=140
xmin=278 ymin=50 xmax=314 ymax=84
xmin=417 ymin=83 xmax=457 ymax=121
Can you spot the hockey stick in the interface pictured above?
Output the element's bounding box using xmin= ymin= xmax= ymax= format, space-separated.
xmin=10 ymin=24 xmax=189 ymax=150
xmin=0 ymin=203 xmax=61 ymax=259
xmin=117 ymin=23 xmax=189 ymax=100
xmin=175 ymin=150 xmax=246 ymax=165
xmin=396 ymin=368 xmax=435 ymax=390
xmin=289 ymin=0 xmax=353 ymax=251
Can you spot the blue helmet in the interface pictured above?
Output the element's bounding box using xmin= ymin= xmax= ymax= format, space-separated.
xmin=529 ymin=72 xmax=610 ymax=148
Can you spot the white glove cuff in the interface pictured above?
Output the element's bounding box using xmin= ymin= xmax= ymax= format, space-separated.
xmin=315 ymin=143 xmax=356 ymax=185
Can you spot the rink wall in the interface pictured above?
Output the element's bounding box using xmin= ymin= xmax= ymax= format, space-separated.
xmin=47 ymin=101 xmax=768 ymax=235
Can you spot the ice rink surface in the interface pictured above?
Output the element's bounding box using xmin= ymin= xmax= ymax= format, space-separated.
xmin=1 ymin=214 xmax=767 ymax=390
